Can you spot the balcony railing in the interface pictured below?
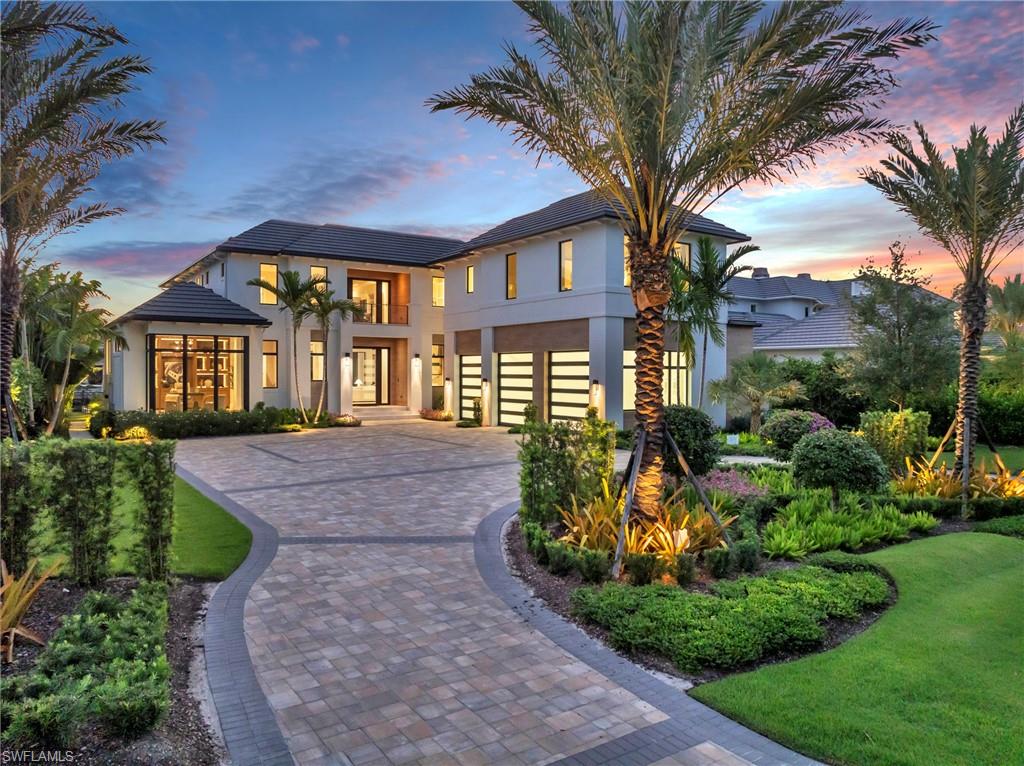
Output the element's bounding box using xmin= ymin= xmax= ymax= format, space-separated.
xmin=352 ymin=301 xmax=409 ymax=325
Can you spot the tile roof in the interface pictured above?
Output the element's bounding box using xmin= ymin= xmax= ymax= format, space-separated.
xmin=727 ymin=275 xmax=854 ymax=304
xmin=754 ymin=303 xmax=857 ymax=349
xmin=437 ymin=190 xmax=750 ymax=260
xmin=115 ymin=282 xmax=272 ymax=326
xmin=217 ymin=220 xmax=465 ymax=267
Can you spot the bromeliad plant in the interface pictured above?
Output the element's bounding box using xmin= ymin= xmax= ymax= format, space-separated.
xmin=897 ymin=457 xmax=1024 ymax=499
xmin=1 ymin=557 xmax=64 ymax=663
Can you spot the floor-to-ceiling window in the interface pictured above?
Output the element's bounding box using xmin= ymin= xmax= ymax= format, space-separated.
xmin=622 ymin=350 xmax=688 ymax=413
xmin=352 ymin=347 xmax=389 ymax=405
xmin=147 ymin=333 xmax=248 ymax=412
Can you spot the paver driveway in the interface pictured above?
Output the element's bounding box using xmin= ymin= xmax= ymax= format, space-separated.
xmin=178 ymin=422 xmax=817 ymax=766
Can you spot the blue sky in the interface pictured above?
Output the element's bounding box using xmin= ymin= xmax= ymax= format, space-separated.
xmin=45 ymin=1 xmax=1024 ymax=314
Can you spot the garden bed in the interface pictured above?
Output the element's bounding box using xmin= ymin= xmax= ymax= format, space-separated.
xmin=505 ymin=516 xmax=896 ymax=685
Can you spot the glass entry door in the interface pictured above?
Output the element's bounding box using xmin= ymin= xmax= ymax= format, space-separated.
xmin=352 ymin=347 xmax=389 ymax=405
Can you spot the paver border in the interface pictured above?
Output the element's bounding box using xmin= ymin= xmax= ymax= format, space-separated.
xmin=177 ymin=466 xmax=294 ymax=766
xmin=474 ymin=501 xmax=822 ymax=766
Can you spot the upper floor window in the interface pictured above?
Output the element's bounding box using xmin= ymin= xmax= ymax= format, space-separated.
xmin=673 ymin=242 xmax=691 ymax=267
xmin=466 ymin=264 xmax=475 ymax=293
xmin=506 ymin=253 xmax=517 ymax=300
xmin=310 ymin=339 xmax=324 ymax=381
xmin=625 ymin=237 xmax=689 ymax=286
xmin=310 ymin=265 xmax=328 ymax=291
xmin=262 ymin=340 xmax=278 ymax=388
xmin=220 ymin=263 xmax=225 ymax=278
xmin=432 ymin=276 xmax=445 ymax=307
xmin=259 ymin=263 xmax=278 ymax=305
xmin=559 ymin=240 xmax=573 ymax=292
xmin=750 ymin=304 xmax=758 ymax=313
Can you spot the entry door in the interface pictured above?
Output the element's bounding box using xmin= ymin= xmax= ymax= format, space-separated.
xmin=352 ymin=347 xmax=390 ymax=405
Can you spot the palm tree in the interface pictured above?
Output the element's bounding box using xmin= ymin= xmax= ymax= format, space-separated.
xmin=862 ymin=107 xmax=1024 ymax=473
xmin=301 ymin=289 xmax=361 ymax=422
xmin=988 ymin=273 xmax=1024 ymax=349
xmin=708 ymin=352 xmax=804 ymax=434
xmin=246 ymin=270 xmax=327 ymax=423
xmin=1 ymin=1 xmax=164 ymax=438
xmin=429 ymin=1 xmax=933 ymax=515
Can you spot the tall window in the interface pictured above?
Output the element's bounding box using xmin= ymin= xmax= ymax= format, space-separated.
xmin=259 ymin=263 xmax=278 ymax=304
xmin=148 ymin=334 xmax=247 ymax=412
xmin=310 ymin=340 xmax=324 ymax=381
xmin=506 ymin=253 xmax=517 ymax=299
xmin=432 ymin=276 xmax=445 ymax=307
xmin=622 ymin=349 xmax=688 ymax=410
xmin=431 ymin=343 xmax=444 ymax=386
xmin=673 ymin=242 xmax=691 ymax=266
xmin=466 ymin=264 xmax=475 ymax=293
xmin=625 ymin=237 xmax=690 ymax=286
xmin=262 ymin=340 xmax=278 ymax=388
xmin=310 ymin=265 xmax=328 ymax=290
xmin=559 ymin=240 xmax=573 ymax=291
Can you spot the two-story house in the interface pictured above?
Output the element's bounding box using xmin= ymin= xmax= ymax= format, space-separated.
xmin=107 ymin=191 xmax=749 ymax=427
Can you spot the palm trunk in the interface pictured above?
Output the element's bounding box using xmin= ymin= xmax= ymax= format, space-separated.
xmin=630 ymin=243 xmax=671 ymax=518
xmin=314 ymin=323 xmax=328 ymax=422
xmin=46 ymin=351 xmax=72 ymax=435
xmin=953 ymin=278 xmax=987 ymax=476
xmin=20 ymin=318 xmax=34 ymax=428
xmin=1 ymin=252 xmax=21 ymax=439
xmin=698 ymin=329 xmax=709 ymax=408
xmin=292 ymin=322 xmax=307 ymax=422
xmin=749 ymin=399 xmax=763 ymax=434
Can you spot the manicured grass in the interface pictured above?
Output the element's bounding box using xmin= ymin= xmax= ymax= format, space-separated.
xmin=929 ymin=444 xmax=1024 ymax=473
xmin=692 ymin=533 xmax=1024 ymax=766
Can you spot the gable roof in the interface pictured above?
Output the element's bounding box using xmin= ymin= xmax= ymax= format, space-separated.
xmin=754 ymin=303 xmax=856 ymax=350
xmin=114 ymin=282 xmax=272 ymax=327
xmin=727 ymin=274 xmax=853 ymax=304
xmin=436 ymin=190 xmax=750 ymax=260
xmin=218 ymin=220 xmax=465 ymax=267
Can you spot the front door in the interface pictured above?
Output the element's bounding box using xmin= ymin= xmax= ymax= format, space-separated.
xmin=352 ymin=347 xmax=390 ymax=405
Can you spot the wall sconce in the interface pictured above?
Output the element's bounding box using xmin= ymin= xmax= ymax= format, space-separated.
xmin=590 ymin=378 xmax=601 ymax=409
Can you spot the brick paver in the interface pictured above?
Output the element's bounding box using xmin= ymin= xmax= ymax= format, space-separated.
xmin=178 ymin=422 xmax=818 ymax=766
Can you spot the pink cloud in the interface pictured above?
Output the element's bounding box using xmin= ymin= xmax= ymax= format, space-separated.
xmin=289 ymin=34 xmax=320 ymax=54
xmin=336 ymin=33 xmax=351 ymax=48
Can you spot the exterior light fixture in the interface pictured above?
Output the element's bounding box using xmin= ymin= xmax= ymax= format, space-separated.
xmin=590 ymin=378 xmax=602 ymax=409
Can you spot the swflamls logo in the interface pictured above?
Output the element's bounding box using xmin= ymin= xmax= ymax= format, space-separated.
xmin=1 ymin=752 xmax=77 ymax=763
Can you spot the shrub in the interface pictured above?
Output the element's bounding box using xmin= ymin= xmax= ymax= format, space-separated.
xmin=625 ymin=552 xmax=662 ymax=585
xmin=759 ymin=410 xmax=834 ymax=461
xmin=664 ymin=405 xmax=720 ymax=477
xmin=545 ymin=541 xmax=578 ymax=575
xmin=675 ymin=552 xmax=697 ymax=586
xmin=472 ymin=397 xmax=483 ymax=425
xmin=974 ymin=515 xmax=1024 ymax=538
xmin=805 ymin=551 xmax=888 ymax=577
xmin=455 ymin=419 xmax=481 ymax=428
xmin=1 ymin=440 xmax=37 ymax=575
xmin=119 ymin=441 xmax=176 ymax=580
xmin=90 ymin=404 xmax=304 ymax=440
xmin=576 ymin=549 xmax=612 ymax=583
xmin=420 ymin=408 xmax=454 ymax=421
xmin=792 ymin=430 xmax=888 ymax=508
xmin=520 ymin=521 xmax=551 ymax=565
xmin=700 ymin=468 xmax=767 ymax=500
xmin=730 ymin=538 xmax=760 ymax=573
xmin=93 ymin=659 xmax=170 ymax=738
xmin=909 ymin=381 xmax=1024 ymax=445
xmin=3 ymin=690 xmax=88 ymax=748
xmin=333 ymin=413 xmax=362 ymax=427
xmin=860 ymin=410 xmax=931 ymax=473
xmin=703 ymin=546 xmax=732 ymax=578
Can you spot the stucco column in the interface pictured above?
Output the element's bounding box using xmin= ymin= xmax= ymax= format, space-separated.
xmin=443 ymin=330 xmax=456 ymax=413
xmin=695 ymin=303 xmax=729 ymax=427
xmin=588 ymin=316 xmax=624 ymax=426
xmin=480 ymin=326 xmax=497 ymax=426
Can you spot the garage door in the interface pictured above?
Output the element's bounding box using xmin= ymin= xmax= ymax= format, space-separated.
xmin=548 ymin=350 xmax=590 ymax=421
xmin=458 ymin=354 xmax=482 ymax=421
xmin=498 ymin=353 xmax=534 ymax=426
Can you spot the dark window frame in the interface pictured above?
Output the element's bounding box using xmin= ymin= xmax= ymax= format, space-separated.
xmin=505 ymin=252 xmax=517 ymax=300
xmin=310 ymin=339 xmax=325 ymax=382
xmin=147 ymin=333 xmax=249 ymax=412
xmin=466 ymin=264 xmax=475 ymax=294
xmin=262 ymin=339 xmax=279 ymax=389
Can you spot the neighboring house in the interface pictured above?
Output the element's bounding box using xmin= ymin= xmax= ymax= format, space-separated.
xmin=725 ymin=268 xmax=861 ymax=361
xmin=106 ymin=191 xmax=749 ymax=427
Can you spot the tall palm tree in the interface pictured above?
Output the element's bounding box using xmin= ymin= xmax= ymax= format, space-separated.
xmin=988 ymin=273 xmax=1024 ymax=349
xmin=246 ymin=270 xmax=327 ymax=423
xmin=708 ymin=352 xmax=804 ymax=433
xmin=862 ymin=106 xmax=1024 ymax=473
xmin=429 ymin=1 xmax=933 ymax=515
xmin=301 ymin=289 xmax=361 ymax=422
xmin=1 ymin=1 xmax=164 ymax=438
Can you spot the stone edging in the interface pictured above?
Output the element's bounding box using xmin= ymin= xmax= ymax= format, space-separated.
xmin=473 ymin=502 xmax=822 ymax=766
xmin=176 ymin=466 xmax=294 ymax=766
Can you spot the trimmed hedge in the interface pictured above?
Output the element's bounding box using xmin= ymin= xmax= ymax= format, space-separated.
xmin=908 ymin=382 xmax=1024 ymax=445
xmin=759 ymin=410 xmax=834 ymax=461
xmin=90 ymin=404 xmax=307 ymax=439
xmin=973 ymin=515 xmax=1024 ymax=538
xmin=664 ymin=405 xmax=720 ymax=477
xmin=792 ymin=430 xmax=888 ymax=506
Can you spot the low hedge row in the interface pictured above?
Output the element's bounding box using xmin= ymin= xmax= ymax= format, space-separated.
xmin=973 ymin=515 xmax=1024 ymax=538
xmin=89 ymin=405 xmax=302 ymax=439
xmin=740 ymin=492 xmax=1024 ymax=522
xmin=2 ymin=583 xmax=170 ymax=746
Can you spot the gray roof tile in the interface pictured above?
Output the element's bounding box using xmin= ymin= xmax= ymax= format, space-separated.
xmin=754 ymin=303 xmax=856 ymax=349
xmin=116 ymin=282 xmax=272 ymax=326
xmin=728 ymin=275 xmax=853 ymax=304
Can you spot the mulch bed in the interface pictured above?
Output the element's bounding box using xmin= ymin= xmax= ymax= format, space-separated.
xmin=1 ymin=578 xmax=225 ymax=766
xmin=504 ymin=516 xmax=897 ymax=686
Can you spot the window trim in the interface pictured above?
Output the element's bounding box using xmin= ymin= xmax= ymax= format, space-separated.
xmin=310 ymin=339 xmax=325 ymax=382
xmin=432 ymin=275 xmax=445 ymax=307
xmin=259 ymin=263 xmax=278 ymax=305
xmin=262 ymin=339 xmax=279 ymax=389
xmin=310 ymin=265 xmax=329 ymax=291
xmin=466 ymin=264 xmax=475 ymax=294
xmin=147 ymin=333 xmax=249 ymax=412
xmin=505 ymin=252 xmax=517 ymax=300
xmin=558 ymin=239 xmax=573 ymax=292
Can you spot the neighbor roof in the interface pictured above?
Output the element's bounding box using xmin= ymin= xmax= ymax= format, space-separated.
xmin=727 ymin=275 xmax=853 ymax=304
xmin=114 ymin=282 xmax=272 ymax=327
xmin=437 ymin=190 xmax=750 ymax=260
xmin=754 ymin=303 xmax=857 ymax=350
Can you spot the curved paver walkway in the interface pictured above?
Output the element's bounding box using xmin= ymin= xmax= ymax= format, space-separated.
xmin=177 ymin=422 xmax=818 ymax=766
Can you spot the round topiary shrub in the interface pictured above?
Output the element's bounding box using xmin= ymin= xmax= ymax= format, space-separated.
xmin=791 ymin=429 xmax=888 ymax=508
xmin=663 ymin=405 xmax=720 ymax=477
xmin=759 ymin=409 xmax=834 ymax=460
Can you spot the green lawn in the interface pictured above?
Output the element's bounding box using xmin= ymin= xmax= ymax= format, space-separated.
xmin=928 ymin=444 xmax=1024 ymax=473
xmin=40 ymin=475 xmax=251 ymax=580
xmin=692 ymin=533 xmax=1024 ymax=766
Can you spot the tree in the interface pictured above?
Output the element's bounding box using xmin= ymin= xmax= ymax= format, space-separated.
xmin=429 ymin=1 xmax=933 ymax=515
xmin=301 ymin=289 xmax=361 ymax=422
xmin=862 ymin=106 xmax=1024 ymax=473
xmin=246 ymin=270 xmax=326 ymax=423
xmin=1 ymin=1 xmax=164 ymax=438
xmin=988 ymin=273 xmax=1024 ymax=348
xmin=707 ymin=352 xmax=804 ymax=433
xmin=850 ymin=240 xmax=957 ymax=407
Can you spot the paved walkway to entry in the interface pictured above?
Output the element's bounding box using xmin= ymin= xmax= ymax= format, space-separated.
xmin=178 ymin=422 xmax=818 ymax=766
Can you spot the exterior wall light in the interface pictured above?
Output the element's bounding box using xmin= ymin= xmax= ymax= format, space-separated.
xmin=590 ymin=378 xmax=602 ymax=410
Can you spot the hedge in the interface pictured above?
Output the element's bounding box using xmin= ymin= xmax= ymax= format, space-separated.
xmin=908 ymin=382 xmax=1024 ymax=445
xmin=89 ymin=404 xmax=303 ymax=439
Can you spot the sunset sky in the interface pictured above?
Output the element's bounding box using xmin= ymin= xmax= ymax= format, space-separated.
xmin=45 ymin=1 xmax=1024 ymax=315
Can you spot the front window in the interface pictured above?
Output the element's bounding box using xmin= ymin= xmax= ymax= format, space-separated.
xmin=506 ymin=253 xmax=517 ymax=299
xmin=259 ymin=264 xmax=278 ymax=305
xmin=310 ymin=265 xmax=328 ymax=290
xmin=466 ymin=264 xmax=475 ymax=294
xmin=149 ymin=334 xmax=248 ymax=412
xmin=431 ymin=343 xmax=444 ymax=386
xmin=559 ymin=240 xmax=573 ymax=291
xmin=432 ymin=275 xmax=445 ymax=307
xmin=263 ymin=340 xmax=278 ymax=388
xmin=622 ymin=349 xmax=688 ymax=410
xmin=310 ymin=339 xmax=324 ymax=382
